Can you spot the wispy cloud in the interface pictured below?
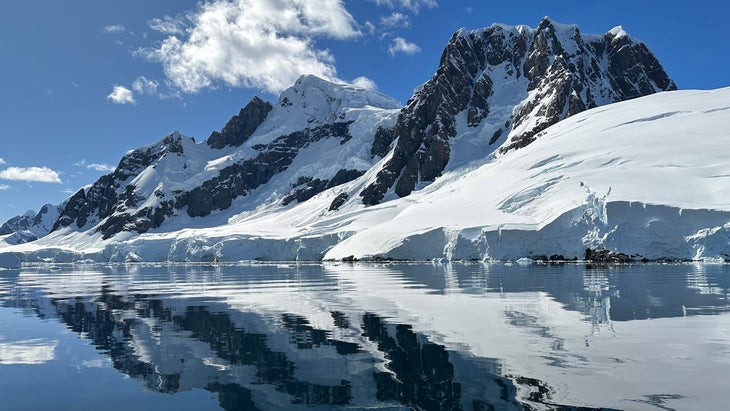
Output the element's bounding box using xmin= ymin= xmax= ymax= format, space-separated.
xmin=139 ymin=0 xmax=360 ymax=95
xmin=369 ymin=0 xmax=437 ymax=13
xmin=381 ymin=12 xmax=411 ymax=29
xmin=0 ymin=158 xmax=6 ymax=165
xmin=0 ymin=167 xmax=62 ymax=183
xmin=388 ymin=37 xmax=421 ymax=56
xmin=363 ymin=21 xmax=377 ymax=35
xmin=73 ymin=159 xmax=115 ymax=173
xmin=148 ymin=15 xmax=187 ymax=35
xmin=103 ymin=24 xmax=126 ymax=34
xmin=132 ymin=76 xmax=159 ymax=95
xmin=107 ymin=85 xmax=135 ymax=105
xmin=0 ymin=184 xmax=10 ymax=191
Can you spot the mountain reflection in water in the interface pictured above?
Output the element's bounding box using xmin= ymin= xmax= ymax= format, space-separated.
xmin=0 ymin=262 xmax=728 ymax=410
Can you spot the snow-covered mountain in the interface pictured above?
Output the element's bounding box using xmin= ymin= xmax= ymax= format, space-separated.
xmin=0 ymin=204 xmax=60 ymax=245
xmin=48 ymin=75 xmax=400 ymax=240
xmin=3 ymin=19 xmax=728 ymax=266
xmin=359 ymin=17 xmax=675 ymax=204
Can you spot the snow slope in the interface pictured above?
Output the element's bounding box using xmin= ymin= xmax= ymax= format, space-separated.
xmin=3 ymin=87 xmax=730 ymax=264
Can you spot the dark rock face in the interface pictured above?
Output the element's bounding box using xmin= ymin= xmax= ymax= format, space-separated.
xmin=361 ymin=29 xmax=490 ymax=205
xmin=328 ymin=193 xmax=349 ymax=211
xmin=97 ymin=200 xmax=175 ymax=240
xmin=360 ymin=18 xmax=676 ymax=205
xmin=0 ymin=213 xmax=35 ymax=236
xmin=282 ymin=169 xmax=364 ymax=206
xmin=370 ymin=126 xmax=396 ymax=158
xmin=52 ymin=132 xmax=189 ymax=236
xmin=1 ymin=203 xmax=61 ymax=244
xmin=180 ymin=122 xmax=354 ymax=217
xmin=207 ymin=97 xmax=273 ymax=149
xmin=500 ymin=21 xmax=676 ymax=153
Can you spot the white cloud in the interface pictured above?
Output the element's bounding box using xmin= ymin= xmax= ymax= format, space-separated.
xmin=103 ymin=24 xmax=126 ymax=34
xmin=132 ymin=76 xmax=159 ymax=95
xmin=369 ymin=0 xmax=437 ymax=13
xmin=148 ymin=15 xmax=187 ymax=35
xmin=87 ymin=163 xmax=115 ymax=172
xmin=364 ymin=21 xmax=376 ymax=35
xmin=140 ymin=0 xmax=360 ymax=95
xmin=0 ymin=184 xmax=10 ymax=191
xmin=381 ymin=12 xmax=410 ymax=29
xmin=107 ymin=85 xmax=135 ymax=104
xmin=73 ymin=159 xmax=116 ymax=173
xmin=388 ymin=37 xmax=421 ymax=56
xmin=0 ymin=158 xmax=5 ymax=165
xmin=0 ymin=167 xmax=62 ymax=183
xmin=351 ymin=76 xmax=378 ymax=90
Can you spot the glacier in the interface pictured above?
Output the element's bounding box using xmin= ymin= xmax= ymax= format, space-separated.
xmin=3 ymin=87 xmax=730 ymax=264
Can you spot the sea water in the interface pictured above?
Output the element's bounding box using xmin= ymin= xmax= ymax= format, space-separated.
xmin=1 ymin=262 xmax=728 ymax=410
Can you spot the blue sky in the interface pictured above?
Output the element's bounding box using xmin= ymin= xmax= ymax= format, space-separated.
xmin=1 ymin=0 xmax=728 ymax=223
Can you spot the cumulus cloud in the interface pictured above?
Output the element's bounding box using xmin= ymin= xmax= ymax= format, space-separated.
xmin=140 ymin=0 xmax=360 ymax=95
xmin=73 ymin=159 xmax=116 ymax=173
xmin=103 ymin=24 xmax=126 ymax=34
xmin=351 ymin=76 xmax=378 ymax=90
xmin=381 ymin=12 xmax=410 ymax=29
xmin=388 ymin=37 xmax=421 ymax=56
xmin=107 ymin=85 xmax=135 ymax=104
xmin=0 ymin=167 xmax=62 ymax=183
xmin=0 ymin=158 xmax=6 ymax=165
xmin=369 ymin=0 xmax=437 ymax=13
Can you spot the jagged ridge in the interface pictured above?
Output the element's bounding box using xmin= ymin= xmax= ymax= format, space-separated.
xmin=360 ymin=17 xmax=675 ymax=205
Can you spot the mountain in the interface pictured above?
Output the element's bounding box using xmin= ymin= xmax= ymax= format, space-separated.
xmin=3 ymin=19 xmax=729 ymax=265
xmin=0 ymin=204 xmax=60 ymax=245
xmin=360 ymin=18 xmax=675 ymax=204
xmin=47 ymin=75 xmax=400 ymax=240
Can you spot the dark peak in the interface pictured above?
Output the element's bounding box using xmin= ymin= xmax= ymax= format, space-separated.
xmin=454 ymin=27 xmax=469 ymax=38
xmin=538 ymin=16 xmax=554 ymax=30
xmin=207 ymin=96 xmax=273 ymax=149
xmin=606 ymin=25 xmax=630 ymax=39
xmin=360 ymin=19 xmax=677 ymax=205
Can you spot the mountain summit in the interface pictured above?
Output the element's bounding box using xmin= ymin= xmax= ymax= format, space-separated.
xmin=360 ymin=17 xmax=675 ymax=204
xmin=46 ymin=76 xmax=400 ymax=240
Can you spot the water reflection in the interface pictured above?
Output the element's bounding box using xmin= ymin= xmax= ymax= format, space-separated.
xmin=0 ymin=338 xmax=57 ymax=365
xmin=0 ymin=262 xmax=728 ymax=410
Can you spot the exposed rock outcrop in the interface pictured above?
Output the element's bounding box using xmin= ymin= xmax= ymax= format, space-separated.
xmin=207 ymin=97 xmax=272 ymax=149
xmin=360 ymin=18 xmax=675 ymax=205
xmin=179 ymin=122 xmax=354 ymax=217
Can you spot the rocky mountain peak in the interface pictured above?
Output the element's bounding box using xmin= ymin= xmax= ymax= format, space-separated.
xmin=360 ymin=19 xmax=676 ymax=205
xmin=207 ymin=97 xmax=273 ymax=149
xmin=0 ymin=203 xmax=60 ymax=244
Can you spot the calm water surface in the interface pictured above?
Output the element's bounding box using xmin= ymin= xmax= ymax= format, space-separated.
xmin=0 ymin=262 xmax=728 ymax=410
